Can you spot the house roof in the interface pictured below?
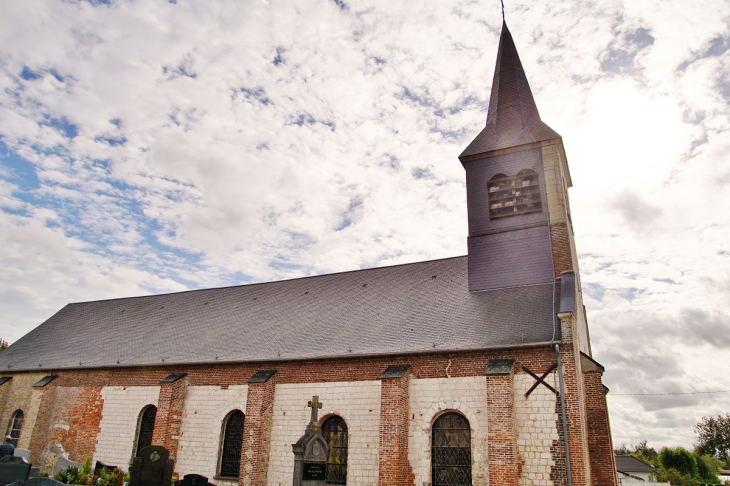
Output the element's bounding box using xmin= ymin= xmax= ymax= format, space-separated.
xmin=460 ymin=22 xmax=560 ymax=160
xmin=0 ymin=256 xmax=560 ymax=372
xmin=615 ymin=455 xmax=655 ymax=474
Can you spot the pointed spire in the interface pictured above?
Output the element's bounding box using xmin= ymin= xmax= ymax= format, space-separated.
xmin=460 ymin=22 xmax=560 ymax=160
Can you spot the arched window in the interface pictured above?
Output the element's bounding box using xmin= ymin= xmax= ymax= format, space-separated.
xmin=135 ymin=405 xmax=157 ymax=456
xmin=322 ymin=415 xmax=348 ymax=485
xmin=432 ymin=412 xmax=471 ymax=486
xmin=7 ymin=410 xmax=24 ymax=447
xmin=219 ymin=410 xmax=245 ymax=478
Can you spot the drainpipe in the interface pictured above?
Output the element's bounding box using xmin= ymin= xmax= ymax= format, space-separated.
xmin=556 ymin=343 xmax=573 ymax=486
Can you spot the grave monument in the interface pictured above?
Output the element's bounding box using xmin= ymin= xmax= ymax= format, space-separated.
xmin=292 ymin=396 xmax=330 ymax=486
xmin=129 ymin=445 xmax=173 ymax=486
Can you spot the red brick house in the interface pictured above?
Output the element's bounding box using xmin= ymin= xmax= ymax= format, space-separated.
xmin=0 ymin=22 xmax=618 ymax=486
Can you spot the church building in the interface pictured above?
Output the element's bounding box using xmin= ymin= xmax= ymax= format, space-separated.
xmin=0 ymin=22 xmax=618 ymax=486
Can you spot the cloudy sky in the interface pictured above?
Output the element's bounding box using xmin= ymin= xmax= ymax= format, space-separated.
xmin=1 ymin=0 xmax=729 ymax=451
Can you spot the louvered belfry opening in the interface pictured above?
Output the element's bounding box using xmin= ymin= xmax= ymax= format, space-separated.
xmin=135 ymin=405 xmax=157 ymax=456
xmin=322 ymin=415 xmax=348 ymax=485
xmin=432 ymin=412 xmax=472 ymax=486
xmin=219 ymin=410 xmax=245 ymax=478
xmin=8 ymin=410 xmax=24 ymax=447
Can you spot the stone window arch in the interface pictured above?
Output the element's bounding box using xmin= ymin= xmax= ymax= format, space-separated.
xmin=432 ymin=411 xmax=472 ymax=486
xmin=321 ymin=415 xmax=348 ymax=485
xmin=218 ymin=410 xmax=245 ymax=478
xmin=7 ymin=409 xmax=24 ymax=447
xmin=134 ymin=405 xmax=157 ymax=457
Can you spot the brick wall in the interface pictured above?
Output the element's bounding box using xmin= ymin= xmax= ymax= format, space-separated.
xmin=487 ymin=367 xmax=520 ymax=486
xmin=0 ymin=373 xmax=45 ymax=450
xmin=152 ymin=376 xmax=188 ymax=464
xmin=585 ymin=372 xmax=618 ymax=486
xmin=559 ymin=316 xmax=592 ymax=486
xmin=95 ymin=385 xmax=160 ymax=470
xmin=28 ymin=380 xmax=59 ymax=464
xmin=378 ymin=371 xmax=414 ymax=486
xmin=0 ymin=344 xmax=607 ymax=485
xmin=514 ymin=373 xmax=559 ymax=486
xmin=239 ymin=375 xmax=276 ymax=486
xmin=409 ymin=376 xmax=488 ymax=486
xmin=175 ymin=384 xmax=247 ymax=483
xmin=41 ymin=386 xmax=104 ymax=463
xmin=267 ymin=381 xmax=380 ymax=486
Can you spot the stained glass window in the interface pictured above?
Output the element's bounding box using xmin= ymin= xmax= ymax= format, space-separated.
xmin=8 ymin=410 xmax=23 ymax=447
xmin=219 ymin=411 xmax=245 ymax=478
xmin=322 ymin=415 xmax=348 ymax=485
xmin=432 ymin=412 xmax=472 ymax=486
xmin=135 ymin=405 xmax=156 ymax=456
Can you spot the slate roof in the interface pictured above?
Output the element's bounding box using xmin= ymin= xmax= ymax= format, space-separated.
xmin=615 ymin=456 xmax=655 ymax=474
xmin=0 ymin=256 xmax=560 ymax=372
xmin=460 ymin=22 xmax=560 ymax=159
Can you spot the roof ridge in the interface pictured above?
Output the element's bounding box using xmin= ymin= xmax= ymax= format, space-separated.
xmin=66 ymin=254 xmax=468 ymax=306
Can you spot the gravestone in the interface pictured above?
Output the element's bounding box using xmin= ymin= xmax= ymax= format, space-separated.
xmin=7 ymin=478 xmax=65 ymax=486
xmin=292 ymin=396 xmax=330 ymax=486
xmin=93 ymin=461 xmax=117 ymax=475
xmin=129 ymin=446 xmax=173 ymax=486
xmin=174 ymin=474 xmax=216 ymax=486
xmin=11 ymin=452 xmax=29 ymax=462
xmin=53 ymin=457 xmax=82 ymax=475
xmin=0 ymin=456 xmax=31 ymax=486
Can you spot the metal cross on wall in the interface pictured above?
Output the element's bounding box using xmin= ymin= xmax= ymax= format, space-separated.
xmin=308 ymin=395 xmax=323 ymax=425
xmin=522 ymin=364 xmax=558 ymax=397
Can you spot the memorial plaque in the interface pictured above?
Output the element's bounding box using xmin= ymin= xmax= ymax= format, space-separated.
xmin=302 ymin=463 xmax=326 ymax=481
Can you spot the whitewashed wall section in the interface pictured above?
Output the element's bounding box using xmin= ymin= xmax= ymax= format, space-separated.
xmin=408 ymin=376 xmax=489 ymax=486
xmin=95 ymin=386 xmax=160 ymax=470
xmin=175 ymin=385 xmax=248 ymax=486
xmin=514 ymin=373 xmax=559 ymax=486
xmin=266 ymin=381 xmax=381 ymax=486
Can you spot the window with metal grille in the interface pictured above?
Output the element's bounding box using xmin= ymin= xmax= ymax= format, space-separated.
xmin=7 ymin=410 xmax=23 ymax=447
xmin=432 ymin=412 xmax=472 ymax=486
xmin=135 ymin=405 xmax=157 ymax=456
xmin=322 ymin=415 xmax=348 ymax=485
xmin=219 ymin=410 xmax=244 ymax=478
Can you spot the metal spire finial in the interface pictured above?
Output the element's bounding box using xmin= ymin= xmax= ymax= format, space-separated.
xmin=501 ymin=0 xmax=505 ymax=22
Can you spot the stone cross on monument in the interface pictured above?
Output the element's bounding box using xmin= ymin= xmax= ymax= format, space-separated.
xmin=308 ymin=396 xmax=323 ymax=425
xmin=293 ymin=396 xmax=330 ymax=486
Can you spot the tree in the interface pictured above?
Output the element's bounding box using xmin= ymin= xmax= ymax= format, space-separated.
xmin=614 ymin=440 xmax=659 ymax=467
xmin=659 ymin=447 xmax=698 ymax=477
xmin=0 ymin=339 xmax=7 ymax=352
xmin=695 ymin=414 xmax=730 ymax=459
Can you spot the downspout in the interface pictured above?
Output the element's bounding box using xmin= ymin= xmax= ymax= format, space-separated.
xmin=556 ymin=343 xmax=573 ymax=486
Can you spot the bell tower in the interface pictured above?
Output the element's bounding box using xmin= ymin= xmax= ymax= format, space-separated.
xmin=460 ymin=22 xmax=578 ymax=295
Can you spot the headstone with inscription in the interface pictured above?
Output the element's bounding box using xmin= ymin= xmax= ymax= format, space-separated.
xmin=129 ymin=446 xmax=173 ymax=486
xmin=292 ymin=396 xmax=330 ymax=486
